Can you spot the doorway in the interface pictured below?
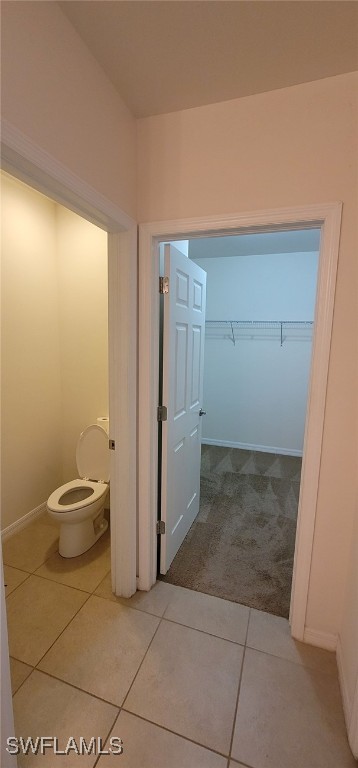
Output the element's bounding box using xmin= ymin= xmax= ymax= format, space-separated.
xmin=0 ymin=125 xmax=138 ymax=599
xmin=1 ymin=127 xmax=138 ymax=752
xmin=1 ymin=172 xmax=109 ymax=547
xmin=138 ymin=203 xmax=342 ymax=641
xmin=159 ymin=230 xmax=320 ymax=618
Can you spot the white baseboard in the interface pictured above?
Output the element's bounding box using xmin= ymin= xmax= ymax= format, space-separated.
xmin=1 ymin=502 xmax=47 ymax=541
xmin=303 ymin=627 xmax=338 ymax=651
xmin=349 ymin=680 xmax=358 ymax=758
xmin=337 ymin=635 xmax=351 ymax=732
xmin=337 ymin=635 xmax=358 ymax=759
xmin=201 ymin=438 xmax=303 ymax=458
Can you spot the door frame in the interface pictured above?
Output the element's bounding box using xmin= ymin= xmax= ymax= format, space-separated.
xmin=138 ymin=202 xmax=342 ymax=641
xmin=1 ymin=119 xmax=138 ymax=597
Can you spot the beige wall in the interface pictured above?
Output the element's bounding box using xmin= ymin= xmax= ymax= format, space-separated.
xmin=1 ymin=174 xmax=108 ymax=529
xmin=56 ymin=206 xmax=108 ymax=481
xmin=138 ymin=72 xmax=358 ymax=640
xmin=1 ymin=1 xmax=137 ymax=219
xmin=1 ymin=173 xmax=63 ymax=529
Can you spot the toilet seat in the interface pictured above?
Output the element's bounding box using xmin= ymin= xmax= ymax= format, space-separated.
xmin=46 ymin=424 xmax=110 ymax=557
xmin=47 ymin=478 xmax=107 ymax=514
xmin=76 ymin=424 xmax=109 ymax=483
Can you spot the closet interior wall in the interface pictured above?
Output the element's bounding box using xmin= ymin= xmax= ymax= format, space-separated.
xmin=193 ymin=250 xmax=319 ymax=456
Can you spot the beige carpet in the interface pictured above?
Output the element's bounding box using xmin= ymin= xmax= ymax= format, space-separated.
xmin=161 ymin=445 xmax=301 ymax=618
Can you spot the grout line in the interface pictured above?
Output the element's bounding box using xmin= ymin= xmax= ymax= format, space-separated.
xmin=4 ymin=572 xmax=32 ymax=599
xmin=24 ymin=570 xmax=93 ymax=596
xmin=243 ymin=644 xmax=337 ymax=677
xmin=161 ymin=614 xmax=247 ymax=647
xmin=119 ymin=708 xmax=230 ymax=760
xmin=28 ymin=668 xmax=122 ymax=709
xmin=227 ymin=644 xmax=247 ymax=767
xmin=120 ymin=616 xmax=164 ymax=710
xmin=92 ymin=709 xmax=123 ymax=768
xmin=96 ymin=581 xmax=254 ymax=637
xmin=245 ymin=608 xmax=251 ymax=646
xmin=3 ymin=563 xmax=33 ymax=575
xmin=33 ymin=590 xmax=93 ymax=668
xmin=33 ymin=570 xmax=109 ymax=596
xmin=3 ymin=537 xmax=60 ymax=578
xmin=10 ymin=660 xmax=35 ymax=698
xmin=229 ymin=761 xmax=256 ymax=768
xmin=93 ymin=592 xmax=169 ymax=621
xmin=5 ymin=544 xmax=111 ymax=600
xmin=9 ymin=654 xmax=35 ymax=667
xmin=89 ymin=591 xmax=171 ymax=623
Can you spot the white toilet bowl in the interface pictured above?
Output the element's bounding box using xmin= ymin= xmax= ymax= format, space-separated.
xmin=47 ymin=425 xmax=110 ymax=558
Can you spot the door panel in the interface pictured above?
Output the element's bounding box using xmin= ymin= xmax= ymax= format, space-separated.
xmin=191 ymin=326 xmax=202 ymax=407
xmin=160 ymin=243 xmax=207 ymax=574
xmin=174 ymin=324 xmax=187 ymax=417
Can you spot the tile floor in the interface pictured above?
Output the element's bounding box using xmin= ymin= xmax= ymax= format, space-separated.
xmin=3 ymin=514 xmax=356 ymax=768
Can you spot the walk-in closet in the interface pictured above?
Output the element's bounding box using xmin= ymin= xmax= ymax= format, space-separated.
xmin=162 ymin=230 xmax=320 ymax=617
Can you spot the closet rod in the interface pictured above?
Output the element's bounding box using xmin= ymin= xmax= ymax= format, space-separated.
xmin=205 ymin=320 xmax=314 ymax=347
xmin=205 ymin=320 xmax=314 ymax=326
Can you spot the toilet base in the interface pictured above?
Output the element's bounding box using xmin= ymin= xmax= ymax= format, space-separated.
xmin=59 ymin=513 xmax=108 ymax=558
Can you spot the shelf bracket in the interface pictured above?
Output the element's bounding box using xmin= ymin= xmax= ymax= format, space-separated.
xmin=230 ymin=321 xmax=236 ymax=346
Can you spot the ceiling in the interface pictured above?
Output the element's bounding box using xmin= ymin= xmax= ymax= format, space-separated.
xmin=188 ymin=229 xmax=321 ymax=260
xmin=59 ymin=1 xmax=358 ymax=118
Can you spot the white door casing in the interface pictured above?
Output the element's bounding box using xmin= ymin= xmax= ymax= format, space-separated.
xmin=160 ymin=244 xmax=206 ymax=573
xmin=138 ymin=203 xmax=342 ymax=647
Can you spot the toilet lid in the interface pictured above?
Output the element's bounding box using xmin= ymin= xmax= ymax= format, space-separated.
xmin=76 ymin=425 xmax=110 ymax=482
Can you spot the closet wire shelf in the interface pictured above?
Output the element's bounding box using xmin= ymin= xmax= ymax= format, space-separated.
xmin=205 ymin=320 xmax=314 ymax=346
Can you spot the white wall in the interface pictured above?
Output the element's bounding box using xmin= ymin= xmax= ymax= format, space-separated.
xmin=1 ymin=173 xmax=108 ymax=530
xmin=1 ymin=1 xmax=137 ymax=219
xmin=196 ymin=251 xmax=318 ymax=454
xmin=138 ymin=72 xmax=358 ymax=642
xmin=167 ymin=240 xmax=189 ymax=257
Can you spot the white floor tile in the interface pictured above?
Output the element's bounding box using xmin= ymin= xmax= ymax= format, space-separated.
xmin=6 ymin=575 xmax=88 ymax=666
xmin=97 ymin=710 xmax=227 ymax=767
xmin=95 ymin=576 xmax=175 ymax=617
xmin=125 ymin=619 xmax=243 ymax=754
xmin=247 ymin=608 xmax=337 ymax=674
xmin=13 ymin=670 xmax=118 ymax=767
xmin=38 ymin=595 xmax=159 ymax=705
xmin=164 ymin=585 xmax=249 ymax=644
xmin=232 ymin=648 xmax=356 ymax=768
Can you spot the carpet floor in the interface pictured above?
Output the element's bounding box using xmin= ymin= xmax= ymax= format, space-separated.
xmin=161 ymin=445 xmax=301 ymax=618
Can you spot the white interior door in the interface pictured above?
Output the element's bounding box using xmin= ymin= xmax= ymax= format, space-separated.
xmin=160 ymin=243 xmax=207 ymax=574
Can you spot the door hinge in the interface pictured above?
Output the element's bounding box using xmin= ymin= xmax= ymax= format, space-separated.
xmin=156 ymin=520 xmax=166 ymax=535
xmin=157 ymin=405 xmax=168 ymax=422
xmin=159 ymin=276 xmax=169 ymax=294
xmin=109 ymin=439 xmax=116 ymax=450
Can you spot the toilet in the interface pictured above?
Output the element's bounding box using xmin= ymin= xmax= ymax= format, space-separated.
xmin=47 ymin=424 xmax=110 ymax=558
